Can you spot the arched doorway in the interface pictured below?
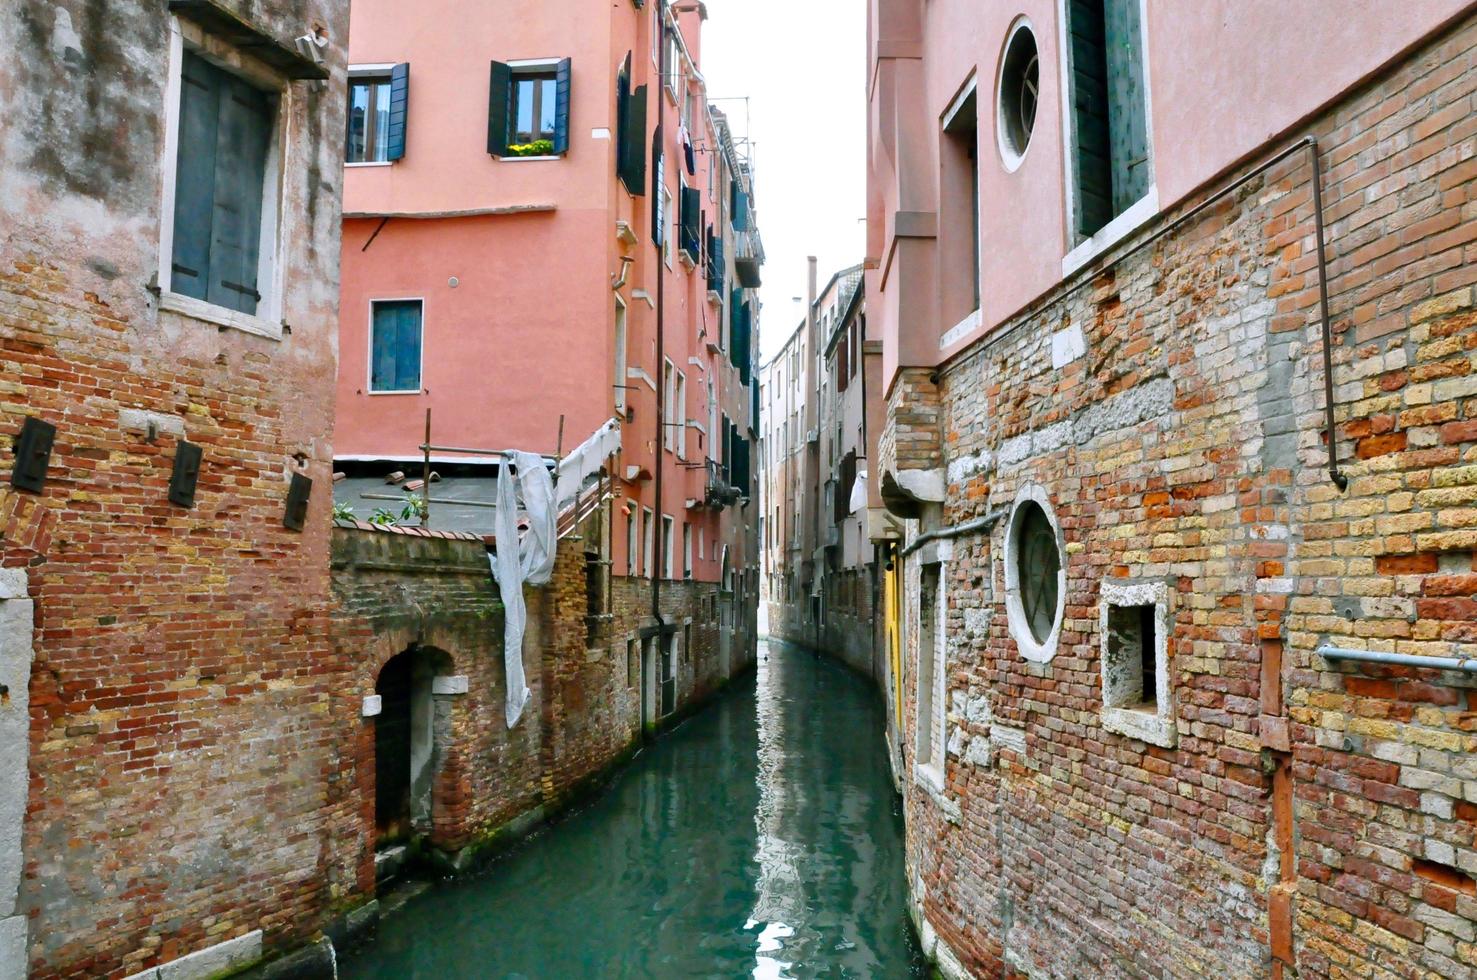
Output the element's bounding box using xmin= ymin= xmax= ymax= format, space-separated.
xmin=373 ymin=645 xmax=452 ymax=843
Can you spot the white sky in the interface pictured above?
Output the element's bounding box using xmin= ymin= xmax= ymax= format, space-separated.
xmin=699 ymin=0 xmax=867 ymax=362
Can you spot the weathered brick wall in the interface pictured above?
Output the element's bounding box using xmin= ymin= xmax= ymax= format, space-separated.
xmin=0 ymin=1 xmax=349 ymax=976
xmin=765 ymin=567 xmax=878 ymax=680
xmin=894 ymin=15 xmax=1477 ymax=979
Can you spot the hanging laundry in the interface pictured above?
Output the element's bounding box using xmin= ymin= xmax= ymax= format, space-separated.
xmin=678 ymin=123 xmax=696 ymax=175
xmin=488 ymin=450 xmax=557 ymax=728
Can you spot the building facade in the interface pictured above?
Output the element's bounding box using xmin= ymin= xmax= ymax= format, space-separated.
xmin=761 ymin=261 xmax=886 ymax=679
xmin=335 ymin=0 xmax=762 ymax=668
xmin=1 ymin=0 xmax=351 ymax=976
xmin=867 ymin=1 xmax=1477 ymax=977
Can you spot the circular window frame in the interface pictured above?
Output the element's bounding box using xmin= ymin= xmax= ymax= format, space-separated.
xmin=995 ymin=17 xmax=1040 ymax=174
xmin=1003 ymin=484 xmax=1066 ymax=663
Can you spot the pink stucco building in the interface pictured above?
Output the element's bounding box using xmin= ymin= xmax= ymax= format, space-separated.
xmin=336 ymin=1 xmax=762 ymax=668
xmin=868 ymin=1 xmax=1477 ymax=977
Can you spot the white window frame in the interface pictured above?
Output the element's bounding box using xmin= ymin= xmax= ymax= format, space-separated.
xmin=1099 ymin=580 xmax=1177 ymax=748
xmin=157 ymin=15 xmax=289 ymax=341
xmin=643 ymin=508 xmax=655 ymax=578
xmin=682 ymin=523 xmax=692 ymax=579
xmin=993 ymin=19 xmax=1036 ymax=173
xmin=662 ymin=358 xmax=676 ymax=451
xmin=614 ymin=296 xmax=629 ymax=414
xmin=345 ymin=63 xmax=398 ymax=168
xmin=366 ymin=297 xmax=426 ymax=395
xmin=914 ymin=560 xmax=947 ymax=792
xmin=1003 ymin=483 xmax=1066 ymax=663
xmin=662 ymin=515 xmax=675 ymax=581
xmin=1055 ymin=0 xmax=1158 ymax=276
xmin=663 ymin=186 xmax=675 ymax=269
xmin=675 ymin=369 xmax=687 ymax=458
xmin=627 ymin=503 xmax=639 ymax=576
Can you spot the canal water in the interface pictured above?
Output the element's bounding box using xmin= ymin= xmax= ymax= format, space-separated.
xmin=340 ymin=640 xmax=925 ymax=979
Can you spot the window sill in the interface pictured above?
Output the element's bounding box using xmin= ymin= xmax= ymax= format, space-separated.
xmin=1062 ymin=186 xmax=1160 ymax=278
xmin=913 ymin=764 xmax=961 ymax=823
xmin=679 ymin=251 xmax=697 ymax=271
xmin=1101 ymin=706 xmax=1177 ymax=749
xmin=498 ymin=155 xmax=563 ymax=162
xmin=158 ymin=291 xmax=281 ymax=341
xmin=367 ymin=389 xmax=423 ymax=396
xmin=345 ymin=160 xmax=393 ymax=168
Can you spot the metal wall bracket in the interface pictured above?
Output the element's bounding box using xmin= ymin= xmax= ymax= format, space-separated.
xmin=284 ymin=472 xmax=312 ymax=531
xmin=169 ymin=441 xmax=203 ymax=508
xmin=10 ymin=417 xmax=56 ymax=493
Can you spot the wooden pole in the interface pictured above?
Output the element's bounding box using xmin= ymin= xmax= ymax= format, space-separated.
xmin=422 ymin=408 xmax=432 ymax=527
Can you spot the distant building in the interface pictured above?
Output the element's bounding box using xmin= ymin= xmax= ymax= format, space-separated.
xmin=335 ymin=0 xmax=763 ymax=737
xmin=867 ymin=1 xmax=1477 ymax=977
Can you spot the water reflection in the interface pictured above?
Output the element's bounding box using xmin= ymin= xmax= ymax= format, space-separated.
xmin=339 ymin=641 xmax=924 ymax=979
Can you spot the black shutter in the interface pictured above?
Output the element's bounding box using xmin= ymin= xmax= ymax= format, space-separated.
xmin=208 ymin=72 xmax=271 ymax=314
xmin=386 ymin=62 xmax=409 ymax=161
xmin=615 ymin=55 xmax=631 ymax=181
xmin=1105 ymin=0 xmax=1149 ymax=212
xmin=171 ymin=52 xmax=220 ymax=302
xmin=621 ymin=84 xmax=647 ymax=195
xmin=1068 ymin=0 xmax=1112 ymax=236
xmin=680 ymin=186 xmax=700 ymax=260
xmin=728 ymin=287 xmax=742 ymax=359
xmin=487 ymin=61 xmax=512 ymax=156
xmin=737 ymin=303 xmax=751 ymax=386
xmin=552 ymin=57 xmax=572 ymax=155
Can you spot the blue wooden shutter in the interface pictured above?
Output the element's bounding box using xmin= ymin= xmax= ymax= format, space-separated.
xmin=371 ymin=303 xmax=397 ymax=391
xmin=730 ymin=179 xmax=748 ymax=231
xmin=680 ymin=186 xmax=700 ymax=259
xmin=1068 ymin=0 xmax=1112 ymax=236
xmin=552 ymin=57 xmax=572 ymax=155
xmin=487 ymin=61 xmax=512 ymax=155
xmin=208 ymin=72 xmax=271 ymax=314
xmin=396 ymin=301 xmax=422 ymax=390
xmin=171 ymin=52 xmax=220 ymax=302
xmin=386 ymin=63 xmax=410 ymax=161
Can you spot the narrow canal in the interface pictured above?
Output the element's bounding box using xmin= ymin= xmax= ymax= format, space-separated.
xmin=340 ymin=640 xmax=925 ymax=978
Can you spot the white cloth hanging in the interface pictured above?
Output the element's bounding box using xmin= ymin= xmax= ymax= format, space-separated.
xmin=554 ymin=418 xmax=622 ymax=510
xmin=849 ymin=464 xmax=868 ymax=514
xmin=489 ymin=450 xmax=557 ymax=728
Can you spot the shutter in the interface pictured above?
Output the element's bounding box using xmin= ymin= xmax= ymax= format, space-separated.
xmin=552 ymin=57 xmax=572 ymax=155
xmin=386 ymin=63 xmax=410 ymax=161
xmin=1068 ymin=0 xmax=1112 ymax=237
xmin=738 ymin=303 xmax=752 ymax=386
xmin=621 ymin=84 xmax=648 ymax=195
xmin=729 ymin=288 xmax=742 ymax=364
xmin=171 ymin=52 xmax=220 ymax=302
xmin=208 ymin=72 xmax=271 ymax=314
xmin=1105 ymin=0 xmax=1149 ymax=212
xmin=487 ymin=61 xmax=512 ymax=155
xmin=371 ymin=304 xmax=396 ymax=390
xmin=730 ymin=178 xmax=748 ymax=231
xmin=399 ymin=302 xmax=422 ymax=390
xmin=615 ymin=55 xmax=631 ymax=181
xmin=681 ymin=185 xmax=700 ymax=259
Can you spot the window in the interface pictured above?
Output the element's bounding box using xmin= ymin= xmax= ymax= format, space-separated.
xmin=627 ymin=504 xmax=639 ymax=576
xmin=368 ymin=300 xmax=422 ymax=393
xmin=675 ymin=370 xmax=687 ymax=458
xmin=486 ymin=58 xmax=571 ymax=158
xmin=683 ymin=523 xmax=692 ymax=579
xmin=167 ymin=50 xmax=277 ymax=320
xmin=996 ymin=22 xmax=1038 ymax=169
xmin=915 ymin=562 xmax=945 ymax=788
xmin=614 ymin=297 xmax=629 ymax=414
xmin=1100 ymin=580 xmax=1175 ymax=747
xmin=627 ymin=637 xmax=639 ymax=688
xmin=664 ymin=185 xmax=676 ymax=267
xmin=1064 ymin=0 xmax=1150 ymax=239
xmin=615 ymin=55 xmax=648 ymax=195
xmin=698 ymin=527 xmax=705 ymax=561
xmin=1004 ymin=487 xmax=1065 ymax=662
xmin=642 ymin=508 xmax=654 ymax=577
xmin=662 ymin=359 xmax=676 ymax=452
xmin=346 ymin=64 xmax=408 ymax=163
xmin=662 ymin=516 xmax=675 ymax=580
xmin=940 ymin=80 xmax=980 ymax=322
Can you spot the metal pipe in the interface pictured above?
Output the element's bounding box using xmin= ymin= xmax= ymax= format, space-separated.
xmin=421 ymin=408 xmax=432 ymax=527
xmin=1308 ymin=139 xmax=1348 ymax=491
xmin=1318 ymin=645 xmax=1477 ymax=673
xmin=652 ymin=12 xmax=667 ymax=632
xmin=900 ymin=507 xmax=1009 ymax=558
xmin=357 ymin=492 xmax=497 ymax=509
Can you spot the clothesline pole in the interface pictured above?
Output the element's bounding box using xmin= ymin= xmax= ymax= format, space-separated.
xmin=422 ymin=408 xmax=432 ymax=528
xmin=555 ymin=414 xmax=565 ymax=470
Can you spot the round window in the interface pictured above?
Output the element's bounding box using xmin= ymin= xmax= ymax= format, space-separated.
xmin=1004 ymin=487 xmax=1065 ymax=663
xmin=1015 ymin=502 xmax=1059 ymax=644
xmin=998 ymin=22 xmax=1039 ymax=168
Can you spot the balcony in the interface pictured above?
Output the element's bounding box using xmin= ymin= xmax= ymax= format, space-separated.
xmin=734 ymin=227 xmax=763 ymax=288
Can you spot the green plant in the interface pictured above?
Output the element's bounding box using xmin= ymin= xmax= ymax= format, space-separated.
xmin=368 ymin=507 xmax=397 ymax=526
xmin=332 ymin=501 xmax=355 ymax=521
xmin=506 ymin=139 xmax=555 ymax=158
xmin=400 ymin=496 xmax=427 ymax=523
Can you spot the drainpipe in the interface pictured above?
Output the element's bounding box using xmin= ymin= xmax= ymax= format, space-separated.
xmin=651 ymin=11 xmax=667 ymax=629
xmin=1319 ymin=645 xmax=1477 ymax=673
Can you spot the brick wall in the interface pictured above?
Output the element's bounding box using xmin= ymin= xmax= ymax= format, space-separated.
xmin=890 ymin=15 xmax=1477 ymax=978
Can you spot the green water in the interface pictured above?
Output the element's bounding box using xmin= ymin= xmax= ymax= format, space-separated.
xmin=340 ymin=640 xmax=926 ymax=979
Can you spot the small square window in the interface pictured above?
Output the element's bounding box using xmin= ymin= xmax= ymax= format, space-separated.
xmin=511 ymin=72 xmax=558 ymax=146
xmin=1099 ymin=580 xmax=1175 ymax=748
xmin=347 ymin=75 xmax=392 ymax=162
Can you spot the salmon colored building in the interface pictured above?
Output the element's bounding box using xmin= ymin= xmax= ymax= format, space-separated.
xmin=336 ymin=1 xmax=763 ymax=652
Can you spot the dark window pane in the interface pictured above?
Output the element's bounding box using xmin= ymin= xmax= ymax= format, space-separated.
xmin=539 ymin=78 xmax=557 ymax=135
xmin=515 ymin=78 xmax=534 ymax=143
xmin=1017 ymin=502 xmax=1060 ymax=644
